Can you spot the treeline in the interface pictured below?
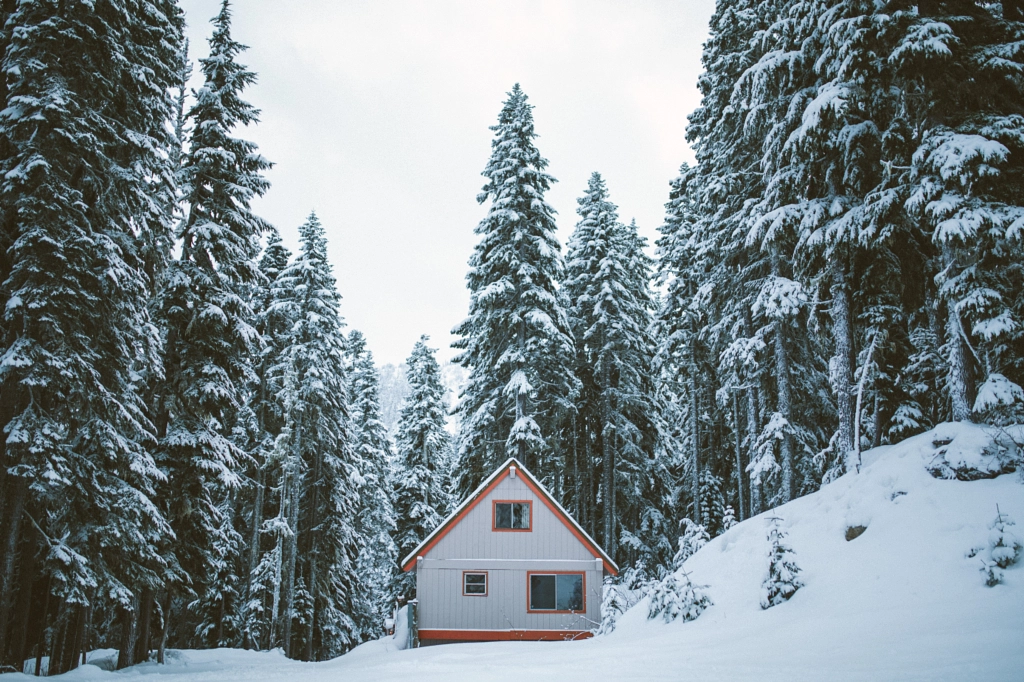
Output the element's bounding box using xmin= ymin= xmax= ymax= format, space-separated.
xmin=450 ymin=0 xmax=1024 ymax=583
xmin=0 ymin=0 xmax=448 ymax=673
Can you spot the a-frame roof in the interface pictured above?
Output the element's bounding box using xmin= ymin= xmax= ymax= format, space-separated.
xmin=401 ymin=457 xmax=619 ymax=575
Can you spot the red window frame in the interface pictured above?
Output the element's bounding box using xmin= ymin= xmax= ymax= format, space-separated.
xmin=462 ymin=570 xmax=488 ymax=597
xmin=526 ymin=571 xmax=586 ymax=614
xmin=492 ymin=500 xmax=532 ymax=532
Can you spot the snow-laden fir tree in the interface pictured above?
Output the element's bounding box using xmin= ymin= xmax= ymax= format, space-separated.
xmin=393 ymin=335 xmax=452 ymax=600
xmin=761 ymin=513 xmax=803 ymax=609
xmin=271 ymin=212 xmax=361 ymax=659
xmin=452 ymin=84 xmax=577 ymax=494
xmin=0 ymin=0 xmax=183 ymax=671
xmin=563 ymin=173 xmax=662 ymax=563
xmin=239 ymin=228 xmax=292 ymax=650
xmin=673 ymin=518 xmax=710 ymax=569
xmin=347 ymin=330 xmax=398 ymax=636
xmin=156 ymin=0 xmax=271 ymax=651
xmin=722 ymin=506 xmax=737 ymax=532
xmin=981 ymin=505 xmax=1022 ymax=587
xmin=647 ymin=569 xmax=712 ymax=624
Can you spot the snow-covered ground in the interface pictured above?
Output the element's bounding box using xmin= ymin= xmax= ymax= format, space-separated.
xmin=20 ymin=423 xmax=1024 ymax=681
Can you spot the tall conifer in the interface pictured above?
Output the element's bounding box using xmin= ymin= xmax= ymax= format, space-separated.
xmin=453 ymin=84 xmax=576 ymax=494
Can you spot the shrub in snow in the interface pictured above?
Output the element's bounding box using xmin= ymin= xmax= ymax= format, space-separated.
xmin=598 ymin=567 xmax=650 ymax=635
xmin=972 ymin=374 xmax=1024 ymax=426
xmin=761 ymin=514 xmax=803 ymax=609
xmin=926 ymin=423 xmax=1018 ymax=481
xmin=979 ymin=506 xmax=1022 ymax=587
xmin=722 ymin=506 xmax=737 ymax=531
xmin=673 ymin=518 xmax=710 ymax=569
xmin=647 ymin=569 xmax=712 ymax=624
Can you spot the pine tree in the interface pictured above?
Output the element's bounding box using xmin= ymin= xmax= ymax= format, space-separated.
xmin=393 ymin=336 xmax=451 ymax=599
xmin=673 ymin=518 xmax=710 ymax=570
xmin=0 ymin=0 xmax=183 ymax=671
xmin=646 ymin=569 xmax=712 ymax=624
xmin=722 ymin=506 xmax=737 ymax=532
xmin=347 ymin=330 xmax=398 ymax=637
xmin=157 ymin=0 xmax=270 ymax=650
xmin=272 ymin=212 xmax=360 ymax=659
xmin=239 ymin=228 xmax=292 ymax=649
xmin=452 ymin=84 xmax=577 ymax=494
xmin=564 ymin=173 xmax=662 ymax=563
xmin=761 ymin=513 xmax=803 ymax=609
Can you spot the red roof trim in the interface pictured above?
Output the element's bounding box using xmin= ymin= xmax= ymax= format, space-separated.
xmin=401 ymin=459 xmax=618 ymax=575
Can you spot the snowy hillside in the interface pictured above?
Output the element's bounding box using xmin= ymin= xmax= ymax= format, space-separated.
xmin=20 ymin=422 xmax=1023 ymax=681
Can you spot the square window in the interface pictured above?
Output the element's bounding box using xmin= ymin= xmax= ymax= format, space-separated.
xmin=494 ymin=501 xmax=531 ymax=530
xmin=463 ymin=572 xmax=487 ymax=596
xmin=529 ymin=573 xmax=584 ymax=612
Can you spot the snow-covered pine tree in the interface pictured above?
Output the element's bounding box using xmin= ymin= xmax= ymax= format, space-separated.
xmin=891 ymin=2 xmax=1024 ymax=421
xmin=346 ymin=330 xmax=398 ymax=638
xmin=156 ymin=0 xmax=271 ymax=650
xmin=272 ymin=212 xmax=361 ymax=660
xmin=673 ymin=518 xmax=710 ymax=569
xmin=0 ymin=0 xmax=183 ymax=671
xmin=563 ymin=173 xmax=662 ymax=563
xmin=646 ymin=568 xmax=712 ymax=624
xmin=239 ymin=228 xmax=292 ymax=649
xmin=761 ymin=513 xmax=803 ymax=609
xmin=452 ymin=84 xmax=577 ymax=494
xmin=393 ymin=335 xmax=451 ymax=600
xmin=722 ymin=506 xmax=737 ymax=532
xmin=987 ymin=505 xmax=1021 ymax=570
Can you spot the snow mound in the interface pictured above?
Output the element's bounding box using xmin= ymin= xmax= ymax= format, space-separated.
xmin=924 ymin=421 xmax=1019 ymax=480
xmin=608 ymin=421 xmax=1024 ymax=681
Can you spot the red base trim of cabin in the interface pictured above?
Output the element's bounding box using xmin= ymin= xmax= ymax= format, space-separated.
xmin=418 ymin=628 xmax=592 ymax=643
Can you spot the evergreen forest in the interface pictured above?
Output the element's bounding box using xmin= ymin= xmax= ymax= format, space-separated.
xmin=0 ymin=0 xmax=1021 ymax=674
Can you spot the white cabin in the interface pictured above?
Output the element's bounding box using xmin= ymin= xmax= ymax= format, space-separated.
xmin=401 ymin=458 xmax=618 ymax=644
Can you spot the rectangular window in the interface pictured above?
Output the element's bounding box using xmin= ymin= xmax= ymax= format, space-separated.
xmin=528 ymin=573 xmax=584 ymax=612
xmin=493 ymin=501 xmax=531 ymax=530
xmin=463 ymin=571 xmax=487 ymax=596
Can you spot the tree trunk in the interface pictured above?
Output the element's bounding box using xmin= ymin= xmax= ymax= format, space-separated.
xmin=33 ymin=577 xmax=51 ymax=677
xmin=281 ymin=422 xmax=301 ymax=659
xmin=516 ymin=317 xmax=527 ymax=466
xmin=0 ymin=477 xmax=27 ymax=665
xmin=732 ymin=394 xmax=745 ymax=521
xmin=600 ymin=355 xmax=615 ymax=556
xmin=745 ymin=385 xmax=761 ymax=516
xmin=11 ymin=541 xmax=36 ymax=670
xmin=771 ymin=254 xmax=796 ymax=502
xmin=133 ymin=589 xmax=152 ymax=664
xmin=831 ymin=262 xmax=855 ymax=472
xmin=689 ymin=374 xmax=700 ymax=524
xmin=156 ymin=592 xmax=170 ymax=664
xmin=115 ymin=600 xmax=137 ymax=671
xmin=945 ymin=295 xmax=972 ymax=421
xmin=244 ymin=467 xmax=265 ymax=650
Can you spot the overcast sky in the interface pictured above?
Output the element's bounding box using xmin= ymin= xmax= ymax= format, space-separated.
xmin=179 ymin=0 xmax=716 ymax=366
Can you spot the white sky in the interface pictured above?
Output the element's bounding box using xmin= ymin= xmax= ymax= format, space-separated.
xmin=179 ymin=0 xmax=716 ymax=366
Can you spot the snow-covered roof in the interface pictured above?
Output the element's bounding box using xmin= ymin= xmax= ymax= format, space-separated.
xmin=400 ymin=457 xmax=619 ymax=575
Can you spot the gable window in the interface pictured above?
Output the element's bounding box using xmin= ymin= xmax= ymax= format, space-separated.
xmin=528 ymin=573 xmax=584 ymax=612
xmin=493 ymin=501 xmax=531 ymax=531
xmin=463 ymin=571 xmax=488 ymax=596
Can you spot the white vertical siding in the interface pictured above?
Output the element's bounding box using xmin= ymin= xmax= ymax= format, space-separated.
xmin=417 ymin=565 xmax=603 ymax=632
xmin=427 ymin=475 xmax=594 ymax=562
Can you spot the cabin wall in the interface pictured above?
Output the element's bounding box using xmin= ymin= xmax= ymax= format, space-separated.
xmin=416 ymin=561 xmax=603 ymax=633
